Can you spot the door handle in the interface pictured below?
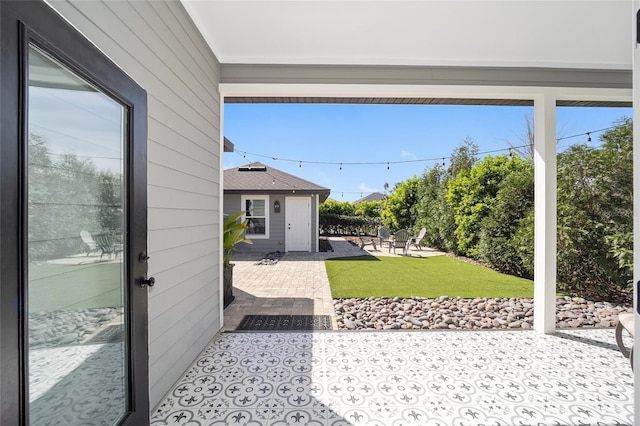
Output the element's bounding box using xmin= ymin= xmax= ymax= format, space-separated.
xmin=139 ymin=251 xmax=150 ymax=263
xmin=138 ymin=276 xmax=155 ymax=288
xmin=637 ymin=280 xmax=640 ymax=314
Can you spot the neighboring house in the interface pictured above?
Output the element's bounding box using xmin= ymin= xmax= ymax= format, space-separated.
xmin=224 ymin=162 xmax=330 ymax=253
xmin=1 ymin=1 xmax=638 ymax=424
xmin=354 ymin=192 xmax=386 ymax=203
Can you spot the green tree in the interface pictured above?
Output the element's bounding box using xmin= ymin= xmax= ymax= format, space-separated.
xmin=410 ymin=138 xmax=478 ymax=253
xmin=414 ymin=164 xmax=447 ymax=248
xmin=354 ymin=200 xmax=383 ymax=218
xmin=446 ymin=136 xmax=478 ymax=180
xmin=96 ymin=171 xmax=122 ymax=233
xmin=28 ymin=132 xmax=105 ymax=260
xmin=478 ymin=161 xmax=534 ymax=277
xmin=556 ymin=117 xmax=632 ymax=299
xmin=381 ymin=177 xmax=421 ymax=232
xmin=447 ymin=154 xmax=528 ymax=257
xmin=512 ymin=208 xmax=535 ymax=278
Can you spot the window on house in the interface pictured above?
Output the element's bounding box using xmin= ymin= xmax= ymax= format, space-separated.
xmin=242 ymin=195 xmax=269 ymax=239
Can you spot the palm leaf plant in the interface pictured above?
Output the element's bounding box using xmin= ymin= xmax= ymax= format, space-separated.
xmin=223 ymin=211 xmax=252 ymax=308
xmin=223 ymin=210 xmax=253 ymax=267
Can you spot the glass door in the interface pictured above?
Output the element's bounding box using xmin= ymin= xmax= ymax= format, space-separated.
xmin=2 ymin=2 xmax=148 ymax=424
xmin=26 ymin=45 xmax=129 ymax=426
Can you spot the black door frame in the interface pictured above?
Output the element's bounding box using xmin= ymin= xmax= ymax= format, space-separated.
xmin=1 ymin=1 xmax=149 ymax=424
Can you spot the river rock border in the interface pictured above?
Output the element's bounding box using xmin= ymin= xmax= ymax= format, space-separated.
xmin=29 ymin=307 xmax=123 ymax=349
xmin=334 ymin=296 xmax=633 ymax=330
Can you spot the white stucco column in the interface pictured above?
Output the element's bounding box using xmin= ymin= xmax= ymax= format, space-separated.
xmin=219 ymin=98 xmax=226 ymax=328
xmin=533 ymin=92 xmax=557 ymax=334
xmin=316 ymin=194 xmax=320 ymax=253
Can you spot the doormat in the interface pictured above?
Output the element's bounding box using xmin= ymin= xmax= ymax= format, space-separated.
xmin=255 ymin=251 xmax=285 ymax=265
xmin=237 ymin=315 xmax=332 ymax=331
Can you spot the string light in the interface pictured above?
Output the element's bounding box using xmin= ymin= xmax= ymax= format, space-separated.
xmin=233 ymin=125 xmax=617 ymax=170
xmin=556 ymin=126 xmax=616 ymax=142
xmin=234 ymin=143 xmax=529 ymax=169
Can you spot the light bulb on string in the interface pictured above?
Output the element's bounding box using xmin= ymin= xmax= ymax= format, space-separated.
xmin=235 ymin=131 xmax=610 ymax=172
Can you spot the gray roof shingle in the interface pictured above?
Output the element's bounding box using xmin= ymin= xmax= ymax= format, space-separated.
xmin=224 ymin=162 xmax=331 ymax=201
xmin=354 ymin=192 xmax=386 ymax=203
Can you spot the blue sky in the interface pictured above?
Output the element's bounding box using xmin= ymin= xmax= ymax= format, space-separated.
xmin=223 ymin=104 xmax=631 ymax=202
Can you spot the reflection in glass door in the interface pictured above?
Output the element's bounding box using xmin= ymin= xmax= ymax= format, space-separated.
xmin=27 ymin=44 xmax=128 ymax=425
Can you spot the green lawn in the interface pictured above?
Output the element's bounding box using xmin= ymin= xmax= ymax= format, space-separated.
xmin=325 ymin=255 xmax=533 ymax=299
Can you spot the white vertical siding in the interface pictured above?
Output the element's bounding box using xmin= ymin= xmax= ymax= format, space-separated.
xmin=47 ymin=0 xmax=222 ymax=408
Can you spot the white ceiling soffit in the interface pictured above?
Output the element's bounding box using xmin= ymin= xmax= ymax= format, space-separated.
xmin=181 ymin=0 xmax=631 ymax=70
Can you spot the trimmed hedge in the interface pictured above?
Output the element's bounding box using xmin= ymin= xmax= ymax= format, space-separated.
xmin=319 ymin=214 xmax=381 ymax=236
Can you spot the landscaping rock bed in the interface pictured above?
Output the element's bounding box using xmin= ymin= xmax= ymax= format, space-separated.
xmin=334 ymin=296 xmax=632 ymax=330
xmin=29 ymin=307 xmax=123 ymax=348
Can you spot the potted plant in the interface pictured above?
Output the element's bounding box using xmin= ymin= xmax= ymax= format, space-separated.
xmin=223 ymin=211 xmax=252 ymax=307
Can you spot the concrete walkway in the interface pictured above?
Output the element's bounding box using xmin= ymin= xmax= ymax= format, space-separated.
xmin=223 ymin=237 xmax=445 ymax=330
xmin=223 ymin=238 xmax=364 ymax=330
xmin=362 ymin=242 xmax=446 ymax=258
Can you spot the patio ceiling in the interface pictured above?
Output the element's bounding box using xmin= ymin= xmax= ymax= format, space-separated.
xmin=181 ymin=1 xmax=630 ymax=70
xmin=224 ymin=96 xmax=631 ymax=107
xmin=184 ymin=2 xmax=634 ymax=337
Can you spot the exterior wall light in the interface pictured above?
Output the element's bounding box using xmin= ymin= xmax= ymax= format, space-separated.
xmin=274 ymin=200 xmax=280 ymax=213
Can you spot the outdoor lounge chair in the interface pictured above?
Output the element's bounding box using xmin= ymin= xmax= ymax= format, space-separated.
xmin=80 ymin=230 xmax=98 ymax=256
xmin=616 ymin=312 xmax=634 ymax=370
xmin=94 ymin=233 xmax=123 ymax=260
xmin=389 ymin=229 xmax=411 ymax=255
xmin=411 ymin=227 xmax=427 ymax=250
xmin=377 ymin=226 xmax=391 ymax=249
xmin=356 ymin=230 xmax=377 ymax=250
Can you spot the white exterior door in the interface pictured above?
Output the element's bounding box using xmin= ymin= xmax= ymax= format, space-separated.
xmin=286 ymin=197 xmax=311 ymax=252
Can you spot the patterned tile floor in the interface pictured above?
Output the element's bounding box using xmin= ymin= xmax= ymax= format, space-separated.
xmin=30 ymin=343 xmax=125 ymax=425
xmin=151 ymin=329 xmax=634 ymax=425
